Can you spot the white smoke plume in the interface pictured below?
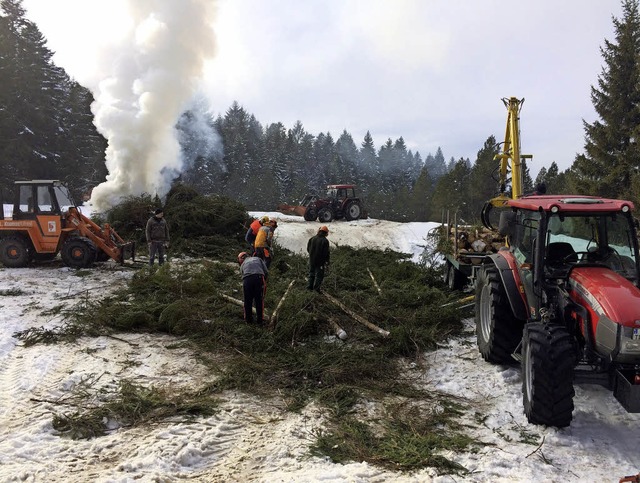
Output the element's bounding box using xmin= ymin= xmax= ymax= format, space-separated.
xmin=89 ymin=0 xmax=217 ymax=211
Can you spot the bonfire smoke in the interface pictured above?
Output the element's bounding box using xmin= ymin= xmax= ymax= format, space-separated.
xmin=89 ymin=0 xmax=217 ymax=211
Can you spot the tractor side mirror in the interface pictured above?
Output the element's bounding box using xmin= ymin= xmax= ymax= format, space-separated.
xmin=498 ymin=211 xmax=516 ymax=238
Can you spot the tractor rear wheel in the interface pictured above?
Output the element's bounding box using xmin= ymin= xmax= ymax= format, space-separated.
xmin=61 ymin=237 xmax=97 ymax=268
xmin=344 ymin=201 xmax=362 ymax=221
xmin=0 ymin=237 xmax=30 ymax=268
xmin=522 ymin=322 xmax=576 ymax=427
xmin=475 ymin=264 xmax=524 ymax=364
xmin=304 ymin=208 xmax=317 ymax=221
xmin=318 ymin=208 xmax=333 ymax=223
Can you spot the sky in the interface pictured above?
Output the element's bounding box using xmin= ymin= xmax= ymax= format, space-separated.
xmin=1 ymin=213 xmax=639 ymax=481
xmin=21 ymin=0 xmax=623 ymax=183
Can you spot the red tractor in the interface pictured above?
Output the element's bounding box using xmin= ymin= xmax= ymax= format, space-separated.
xmin=477 ymin=194 xmax=640 ymax=426
xmin=277 ymin=184 xmax=366 ymax=222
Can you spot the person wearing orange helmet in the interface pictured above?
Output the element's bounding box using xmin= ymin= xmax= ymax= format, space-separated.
xmin=254 ymin=218 xmax=278 ymax=268
xmin=306 ymin=225 xmax=330 ymax=292
xmin=237 ymin=251 xmax=269 ymax=325
xmin=245 ymin=215 xmax=269 ymax=249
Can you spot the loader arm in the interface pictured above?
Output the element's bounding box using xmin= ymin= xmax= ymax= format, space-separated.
xmin=65 ymin=208 xmax=135 ymax=263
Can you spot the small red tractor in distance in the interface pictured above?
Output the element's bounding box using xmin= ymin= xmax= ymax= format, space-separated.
xmin=277 ymin=184 xmax=366 ymax=222
xmin=478 ymin=194 xmax=640 ymax=426
xmin=0 ymin=180 xmax=134 ymax=268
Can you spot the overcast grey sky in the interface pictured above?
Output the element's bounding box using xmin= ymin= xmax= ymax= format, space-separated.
xmin=23 ymin=0 xmax=623 ymax=178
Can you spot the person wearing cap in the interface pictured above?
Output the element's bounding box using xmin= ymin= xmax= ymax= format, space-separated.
xmin=146 ymin=207 xmax=170 ymax=266
xmin=306 ymin=225 xmax=330 ymax=292
xmin=237 ymin=251 xmax=269 ymax=325
xmin=245 ymin=215 xmax=269 ymax=249
xmin=254 ymin=218 xmax=277 ymax=268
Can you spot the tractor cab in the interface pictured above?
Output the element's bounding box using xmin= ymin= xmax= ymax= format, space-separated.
xmin=326 ymin=185 xmax=356 ymax=202
xmin=502 ymin=195 xmax=640 ymax=291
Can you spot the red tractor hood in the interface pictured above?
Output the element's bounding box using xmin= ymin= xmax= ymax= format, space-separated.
xmin=568 ymin=267 xmax=640 ymax=328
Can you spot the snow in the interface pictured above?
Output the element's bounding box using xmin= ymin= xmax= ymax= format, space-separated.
xmin=1 ymin=213 xmax=640 ymax=482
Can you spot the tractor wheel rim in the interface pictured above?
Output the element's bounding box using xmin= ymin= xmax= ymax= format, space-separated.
xmin=8 ymin=248 xmax=18 ymax=258
xmin=72 ymin=248 xmax=83 ymax=258
xmin=524 ymin=342 xmax=533 ymax=400
xmin=480 ymin=284 xmax=491 ymax=342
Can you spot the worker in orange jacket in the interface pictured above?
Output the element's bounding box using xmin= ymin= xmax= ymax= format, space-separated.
xmin=254 ymin=219 xmax=277 ymax=268
xmin=245 ymin=215 xmax=269 ymax=249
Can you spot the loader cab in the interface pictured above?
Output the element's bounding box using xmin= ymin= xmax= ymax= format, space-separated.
xmin=12 ymin=181 xmax=76 ymax=220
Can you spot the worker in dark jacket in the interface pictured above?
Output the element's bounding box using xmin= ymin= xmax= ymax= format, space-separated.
xmin=146 ymin=208 xmax=170 ymax=266
xmin=306 ymin=225 xmax=330 ymax=291
xmin=238 ymin=251 xmax=269 ymax=325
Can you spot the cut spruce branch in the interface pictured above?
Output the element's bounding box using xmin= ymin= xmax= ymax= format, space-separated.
xmin=322 ymin=291 xmax=390 ymax=337
xmin=269 ymin=279 xmax=296 ymax=329
xmin=327 ymin=316 xmax=348 ymax=340
xmin=367 ymin=268 xmax=382 ymax=295
xmin=220 ymin=293 xmax=271 ymax=322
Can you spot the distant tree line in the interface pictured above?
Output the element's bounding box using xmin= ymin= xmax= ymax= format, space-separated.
xmin=2 ymin=0 xmax=639 ymax=223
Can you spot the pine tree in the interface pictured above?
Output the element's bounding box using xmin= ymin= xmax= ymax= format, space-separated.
xmin=0 ymin=0 xmax=107 ymax=199
xmin=429 ymin=158 xmax=472 ymax=222
xmin=467 ymin=135 xmax=500 ymax=223
xmin=568 ymin=0 xmax=640 ymax=199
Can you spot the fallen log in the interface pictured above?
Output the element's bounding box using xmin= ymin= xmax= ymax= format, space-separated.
xmin=322 ymin=291 xmax=390 ymax=337
xmin=269 ymin=279 xmax=296 ymax=329
xmin=220 ymin=293 xmax=271 ymax=322
xmin=327 ymin=317 xmax=348 ymax=340
xmin=367 ymin=268 xmax=382 ymax=295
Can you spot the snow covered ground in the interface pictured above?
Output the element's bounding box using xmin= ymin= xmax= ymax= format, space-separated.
xmin=0 ymin=213 xmax=639 ymax=482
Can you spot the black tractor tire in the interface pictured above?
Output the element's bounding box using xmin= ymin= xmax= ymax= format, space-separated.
xmin=318 ymin=208 xmax=333 ymax=223
xmin=447 ymin=262 xmax=467 ymax=291
xmin=475 ymin=264 xmax=524 ymax=364
xmin=522 ymin=322 xmax=576 ymax=427
xmin=0 ymin=237 xmax=30 ymax=268
xmin=61 ymin=237 xmax=97 ymax=268
xmin=304 ymin=208 xmax=318 ymax=221
xmin=344 ymin=201 xmax=362 ymax=221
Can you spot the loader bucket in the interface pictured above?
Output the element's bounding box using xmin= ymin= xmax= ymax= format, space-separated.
xmin=276 ymin=204 xmax=307 ymax=216
xmin=120 ymin=241 xmax=136 ymax=263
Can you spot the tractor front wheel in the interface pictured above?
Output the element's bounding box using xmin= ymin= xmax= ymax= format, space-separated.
xmin=304 ymin=208 xmax=317 ymax=221
xmin=61 ymin=237 xmax=97 ymax=268
xmin=522 ymin=322 xmax=576 ymax=427
xmin=318 ymin=208 xmax=333 ymax=223
xmin=0 ymin=237 xmax=30 ymax=268
xmin=475 ymin=264 xmax=523 ymax=364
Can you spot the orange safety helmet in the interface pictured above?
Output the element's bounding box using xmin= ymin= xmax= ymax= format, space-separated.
xmin=319 ymin=225 xmax=329 ymax=233
xmin=237 ymin=252 xmax=249 ymax=264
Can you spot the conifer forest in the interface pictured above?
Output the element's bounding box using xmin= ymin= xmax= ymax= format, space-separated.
xmin=3 ymin=0 xmax=640 ymax=222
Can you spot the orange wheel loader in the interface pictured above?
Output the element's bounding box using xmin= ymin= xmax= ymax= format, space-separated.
xmin=0 ymin=180 xmax=135 ymax=268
